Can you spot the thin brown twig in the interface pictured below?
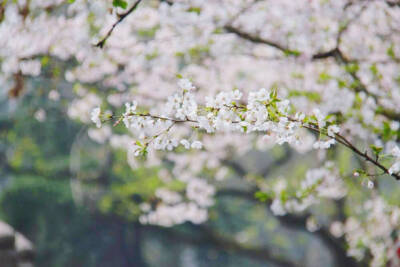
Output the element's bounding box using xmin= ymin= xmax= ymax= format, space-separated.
xmin=302 ymin=121 xmax=400 ymax=180
xmin=94 ymin=0 xmax=142 ymax=48
xmin=336 ymin=133 xmax=400 ymax=180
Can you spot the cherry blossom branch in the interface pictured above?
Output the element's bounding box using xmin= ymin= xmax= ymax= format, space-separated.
xmin=299 ymin=123 xmax=400 ymax=180
xmin=93 ymin=78 xmax=400 ymax=181
xmin=336 ymin=133 xmax=400 ymax=180
xmin=114 ymin=109 xmax=400 ymax=180
xmin=224 ymin=25 xmax=346 ymax=60
xmin=224 ymin=25 xmax=298 ymax=56
xmin=112 ymin=112 xmax=195 ymax=126
xmin=94 ymin=0 xmax=142 ymax=48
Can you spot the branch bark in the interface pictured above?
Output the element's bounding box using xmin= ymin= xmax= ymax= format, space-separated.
xmin=224 ymin=25 xmax=295 ymax=55
xmin=95 ymin=0 xmax=143 ymax=48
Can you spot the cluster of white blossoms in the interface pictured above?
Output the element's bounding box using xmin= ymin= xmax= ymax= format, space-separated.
xmin=312 ymin=109 xmax=341 ymax=149
xmin=329 ymin=196 xmax=400 ymax=267
xmin=389 ymin=146 xmax=400 ymax=175
xmin=88 ymin=125 xmax=112 ymax=144
xmin=138 ymin=177 xmax=214 ymax=227
xmin=92 ymin=78 xmax=342 ymax=158
xmin=68 ymin=88 xmax=102 ymax=124
xmin=270 ymin=164 xmax=346 ymax=216
xmin=90 ymin=107 xmax=102 ymax=128
xmin=139 ymin=201 xmax=208 ymax=227
xmin=186 ymin=178 xmax=215 ymax=207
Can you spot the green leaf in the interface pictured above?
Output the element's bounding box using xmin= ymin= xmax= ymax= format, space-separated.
xmin=370 ymin=64 xmax=378 ymax=76
xmin=137 ymin=25 xmax=159 ymax=39
xmin=387 ymin=44 xmax=396 ymax=59
xmin=303 ymin=116 xmax=310 ymax=123
xmin=369 ymin=64 xmax=382 ymax=79
xmin=395 ymin=75 xmax=400 ymax=86
xmin=141 ymin=147 xmax=148 ymax=157
xmin=145 ymin=51 xmax=159 ymax=61
xmin=269 ymin=89 xmax=277 ymax=100
xmin=337 ymin=79 xmax=347 ymax=88
xmin=317 ymin=72 xmax=332 ymax=83
xmin=187 ymin=7 xmax=201 ymax=14
xmin=113 ymin=0 xmax=128 ymax=9
xmin=344 ymin=63 xmax=359 ymax=74
xmin=284 ymin=50 xmax=301 ymax=57
xmin=212 ymin=27 xmax=223 ymax=34
xmin=325 ymin=114 xmax=334 ymax=121
xmin=254 ymin=191 xmax=269 ymax=202
xmin=288 ymin=90 xmax=321 ymax=102
xmin=291 ymin=72 xmax=304 ymax=79
xmin=135 ymin=140 xmax=143 ymax=147
xmin=370 ymin=145 xmax=383 ymax=156
xmin=280 ymin=190 xmax=288 ymax=203
xmin=41 ymin=56 xmax=49 ymax=67
xmin=382 ymin=121 xmax=392 ymax=141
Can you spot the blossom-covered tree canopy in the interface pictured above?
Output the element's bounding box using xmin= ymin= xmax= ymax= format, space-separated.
xmin=2 ymin=0 xmax=400 ymax=266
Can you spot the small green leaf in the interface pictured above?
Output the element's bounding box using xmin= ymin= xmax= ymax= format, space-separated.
xmin=337 ymin=79 xmax=347 ymax=88
xmin=288 ymin=90 xmax=321 ymax=102
xmin=370 ymin=145 xmax=383 ymax=156
xmin=370 ymin=64 xmax=378 ymax=76
xmin=387 ymin=44 xmax=396 ymax=59
xmin=113 ymin=0 xmax=128 ymax=9
xmin=212 ymin=27 xmax=223 ymax=34
xmin=344 ymin=63 xmax=359 ymax=74
xmin=325 ymin=114 xmax=334 ymax=121
xmin=382 ymin=121 xmax=392 ymax=141
xmin=284 ymin=50 xmax=301 ymax=57
xmin=145 ymin=51 xmax=158 ymax=60
xmin=135 ymin=140 xmax=143 ymax=147
xmin=280 ymin=190 xmax=288 ymax=203
xmin=269 ymin=89 xmax=277 ymax=100
xmin=187 ymin=7 xmax=201 ymax=14
xmin=41 ymin=56 xmax=49 ymax=67
xmin=254 ymin=191 xmax=269 ymax=202
xmin=141 ymin=147 xmax=148 ymax=157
